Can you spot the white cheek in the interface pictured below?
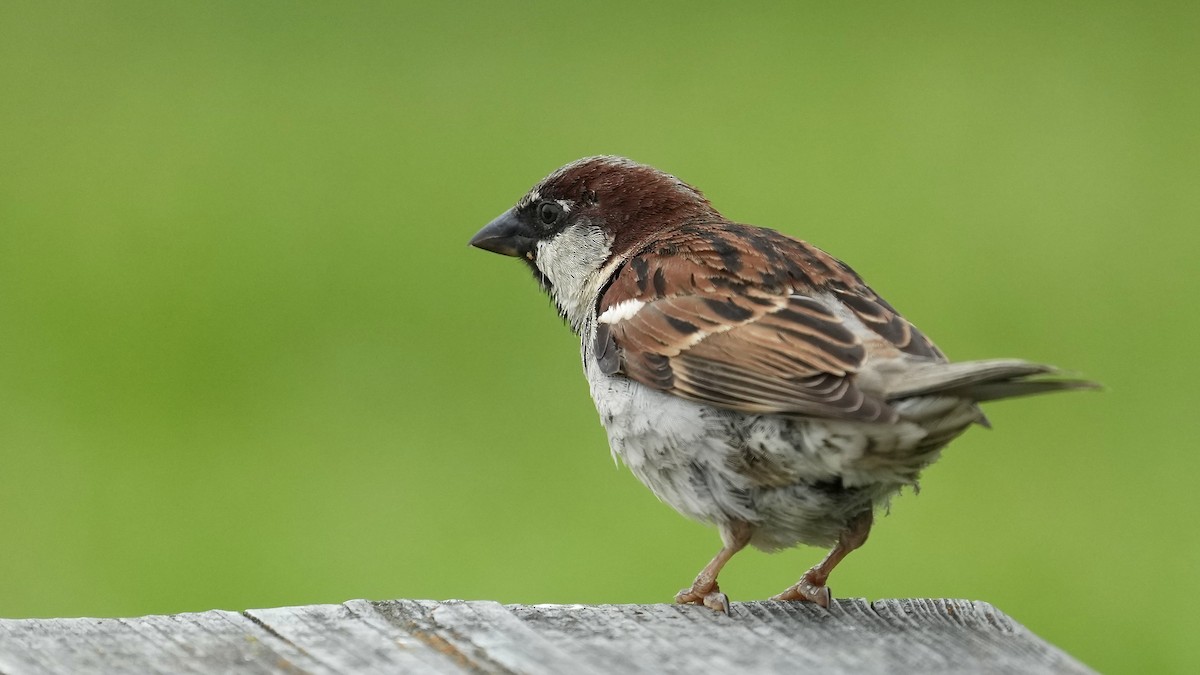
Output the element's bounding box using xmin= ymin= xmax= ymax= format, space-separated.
xmin=535 ymin=224 xmax=614 ymax=329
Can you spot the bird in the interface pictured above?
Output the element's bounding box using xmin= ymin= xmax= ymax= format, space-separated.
xmin=468 ymin=156 xmax=1096 ymax=613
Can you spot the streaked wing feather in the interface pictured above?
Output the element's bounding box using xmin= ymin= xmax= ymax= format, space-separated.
xmin=595 ymin=223 xmax=939 ymax=424
xmin=830 ymin=285 xmax=944 ymax=359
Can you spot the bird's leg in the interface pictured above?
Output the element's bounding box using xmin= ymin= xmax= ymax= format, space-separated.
xmin=675 ymin=521 xmax=753 ymax=614
xmin=772 ymin=510 xmax=873 ymax=608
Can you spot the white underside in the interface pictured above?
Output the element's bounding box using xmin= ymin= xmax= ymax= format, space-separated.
xmin=580 ymin=316 xmax=977 ymax=551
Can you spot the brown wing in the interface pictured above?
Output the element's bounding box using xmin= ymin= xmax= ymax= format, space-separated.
xmin=593 ymin=222 xmax=944 ymax=423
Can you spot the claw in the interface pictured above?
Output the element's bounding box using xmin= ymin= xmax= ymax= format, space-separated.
xmin=674 ymin=523 xmax=754 ymax=615
xmin=675 ymin=584 xmax=732 ymax=614
xmin=703 ymin=591 xmax=731 ymax=614
xmin=771 ymin=579 xmax=832 ymax=608
xmin=773 ymin=511 xmax=869 ymax=610
xmin=816 ymin=585 xmax=831 ymax=608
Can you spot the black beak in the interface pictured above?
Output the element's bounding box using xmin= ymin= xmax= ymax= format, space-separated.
xmin=469 ymin=208 xmax=536 ymax=258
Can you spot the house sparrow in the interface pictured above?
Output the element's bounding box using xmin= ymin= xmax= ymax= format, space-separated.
xmin=469 ymin=156 xmax=1096 ymax=613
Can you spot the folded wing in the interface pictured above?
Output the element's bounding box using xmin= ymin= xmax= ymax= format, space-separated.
xmin=594 ymin=223 xmax=944 ymax=423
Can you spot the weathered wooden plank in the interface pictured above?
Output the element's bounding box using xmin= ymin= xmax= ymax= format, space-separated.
xmin=0 ymin=599 xmax=1093 ymax=675
xmin=245 ymin=600 xmax=462 ymax=675
xmin=511 ymin=599 xmax=1091 ymax=675
xmin=0 ymin=610 xmax=319 ymax=675
xmin=406 ymin=600 xmax=608 ymax=675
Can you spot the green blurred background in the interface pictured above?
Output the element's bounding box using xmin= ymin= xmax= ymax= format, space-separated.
xmin=1 ymin=1 xmax=1196 ymax=671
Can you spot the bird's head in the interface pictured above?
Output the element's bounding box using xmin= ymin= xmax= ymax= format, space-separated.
xmin=469 ymin=156 xmax=718 ymax=329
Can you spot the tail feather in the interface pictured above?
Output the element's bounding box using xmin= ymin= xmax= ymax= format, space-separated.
xmin=966 ymin=378 xmax=1100 ymax=403
xmin=888 ymin=358 xmax=1100 ymax=403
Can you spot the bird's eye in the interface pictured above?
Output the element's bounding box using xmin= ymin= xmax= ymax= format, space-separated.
xmin=537 ymin=201 xmax=562 ymax=227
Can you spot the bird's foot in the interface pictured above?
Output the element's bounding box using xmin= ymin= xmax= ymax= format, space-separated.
xmin=675 ymin=582 xmax=732 ymax=614
xmin=771 ymin=575 xmax=832 ymax=608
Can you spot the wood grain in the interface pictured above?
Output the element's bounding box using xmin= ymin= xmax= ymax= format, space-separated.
xmin=0 ymin=599 xmax=1093 ymax=674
